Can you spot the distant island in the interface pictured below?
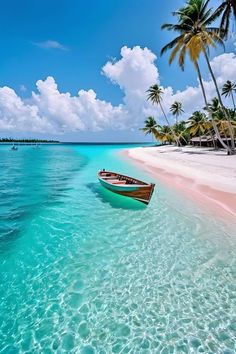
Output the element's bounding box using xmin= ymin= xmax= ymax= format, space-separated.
xmin=0 ymin=138 xmax=60 ymax=144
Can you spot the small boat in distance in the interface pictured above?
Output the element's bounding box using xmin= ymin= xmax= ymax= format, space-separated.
xmin=11 ymin=144 xmax=18 ymax=151
xmin=98 ymin=169 xmax=155 ymax=205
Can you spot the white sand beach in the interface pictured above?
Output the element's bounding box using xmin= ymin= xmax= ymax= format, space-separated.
xmin=125 ymin=145 xmax=236 ymax=221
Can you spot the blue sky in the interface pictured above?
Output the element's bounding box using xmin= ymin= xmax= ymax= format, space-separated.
xmin=0 ymin=0 xmax=235 ymax=141
xmin=1 ymin=0 xmax=188 ymax=97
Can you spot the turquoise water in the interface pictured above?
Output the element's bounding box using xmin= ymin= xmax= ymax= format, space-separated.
xmin=0 ymin=144 xmax=236 ymax=354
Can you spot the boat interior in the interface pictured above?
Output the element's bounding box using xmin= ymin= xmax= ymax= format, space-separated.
xmin=99 ymin=171 xmax=147 ymax=186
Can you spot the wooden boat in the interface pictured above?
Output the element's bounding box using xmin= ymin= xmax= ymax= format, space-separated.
xmin=98 ymin=169 xmax=155 ymax=205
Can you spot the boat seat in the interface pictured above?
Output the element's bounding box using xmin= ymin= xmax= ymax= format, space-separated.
xmin=101 ymin=173 xmax=112 ymax=177
xmin=103 ymin=176 xmax=117 ymax=180
xmin=110 ymin=180 xmax=127 ymax=184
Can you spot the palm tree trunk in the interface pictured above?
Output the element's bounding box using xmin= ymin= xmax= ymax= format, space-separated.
xmin=221 ymin=123 xmax=230 ymax=150
xmin=202 ymin=50 xmax=223 ymax=105
xmin=208 ymin=128 xmax=216 ymax=149
xmin=202 ymin=49 xmax=235 ymax=153
xmin=194 ymin=61 xmax=208 ymax=105
xmin=159 ymin=102 xmax=180 ymax=146
xmin=231 ymin=92 xmax=236 ymax=111
xmin=194 ymin=60 xmax=233 ymax=154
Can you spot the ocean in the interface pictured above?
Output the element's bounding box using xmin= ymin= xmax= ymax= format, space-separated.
xmin=0 ymin=144 xmax=235 ymax=353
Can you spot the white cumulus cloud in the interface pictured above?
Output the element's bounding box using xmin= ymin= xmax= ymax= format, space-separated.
xmin=30 ymin=76 xmax=123 ymax=132
xmin=102 ymin=46 xmax=159 ymax=127
xmin=0 ymin=46 xmax=236 ymax=134
xmin=0 ymin=86 xmax=52 ymax=132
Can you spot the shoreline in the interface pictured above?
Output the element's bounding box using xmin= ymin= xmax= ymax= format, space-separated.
xmin=124 ymin=145 xmax=236 ymax=225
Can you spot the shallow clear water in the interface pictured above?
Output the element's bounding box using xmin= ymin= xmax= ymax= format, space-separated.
xmin=0 ymin=144 xmax=236 ymax=354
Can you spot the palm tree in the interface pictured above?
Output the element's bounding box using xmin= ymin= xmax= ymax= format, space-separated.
xmin=173 ymin=121 xmax=189 ymax=145
xmin=140 ymin=116 xmax=158 ymax=142
xmin=156 ymin=125 xmax=173 ymax=144
xmin=147 ymin=84 xmax=179 ymax=145
xmin=206 ymin=97 xmax=221 ymax=116
xmin=183 ymin=0 xmax=235 ymax=152
xmin=187 ymin=111 xmax=207 ymax=146
xmin=222 ymin=80 xmax=236 ymax=110
xmin=160 ymin=0 xmax=235 ymax=154
xmin=207 ymin=97 xmax=236 ymax=147
xmin=170 ymin=101 xmax=184 ymax=124
xmin=213 ymin=0 xmax=236 ymax=39
xmin=229 ymin=109 xmax=236 ymax=124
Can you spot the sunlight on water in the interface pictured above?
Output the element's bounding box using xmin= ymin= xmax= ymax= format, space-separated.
xmin=0 ymin=144 xmax=235 ymax=353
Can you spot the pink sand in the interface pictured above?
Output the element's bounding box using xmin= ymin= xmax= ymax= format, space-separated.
xmin=124 ymin=146 xmax=236 ymax=225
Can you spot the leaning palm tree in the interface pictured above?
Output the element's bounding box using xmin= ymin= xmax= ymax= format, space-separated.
xmin=140 ymin=116 xmax=158 ymax=142
xmin=147 ymin=84 xmax=179 ymax=145
xmin=170 ymin=101 xmax=184 ymax=124
xmin=207 ymin=97 xmax=236 ymax=146
xmin=182 ymin=0 xmax=235 ymax=152
xmin=222 ymin=80 xmax=236 ymax=110
xmin=161 ymin=0 xmax=235 ymax=154
xmin=212 ymin=0 xmax=236 ymax=39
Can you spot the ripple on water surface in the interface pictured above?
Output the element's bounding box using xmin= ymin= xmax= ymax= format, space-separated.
xmin=0 ymin=144 xmax=235 ymax=353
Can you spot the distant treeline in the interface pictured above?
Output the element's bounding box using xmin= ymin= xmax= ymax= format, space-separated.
xmin=0 ymin=138 xmax=59 ymax=143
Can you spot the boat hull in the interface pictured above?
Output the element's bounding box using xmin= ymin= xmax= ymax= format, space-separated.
xmin=98 ymin=171 xmax=155 ymax=205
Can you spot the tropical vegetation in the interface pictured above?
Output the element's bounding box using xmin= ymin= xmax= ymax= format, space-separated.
xmin=139 ymin=117 xmax=158 ymax=141
xmin=140 ymin=0 xmax=236 ymax=154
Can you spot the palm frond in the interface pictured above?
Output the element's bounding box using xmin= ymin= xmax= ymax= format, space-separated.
xmin=161 ymin=23 xmax=176 ymax=31
xmin=169 ymin=38 xmax=185 ymax=65
xmin=203 ymin=2 xmax=225 ymax=25
xmin=208 ymin=31 xmax=225 ymax=49
xmin=199 ymin=0 xmax=211 ymax=18
xmin=219 ymin=5 xmax=232 ymax=37
xmin=160 ymin=35 xmax=184 ymax=56
xmin=179 ymin=45 xmax=187 ymax=70
xmin=232 ymin=0 xmax=236 ymax=17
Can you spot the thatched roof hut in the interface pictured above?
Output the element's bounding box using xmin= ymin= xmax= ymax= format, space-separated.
xmin=190 ymin=135 xmax=232 ymax=147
